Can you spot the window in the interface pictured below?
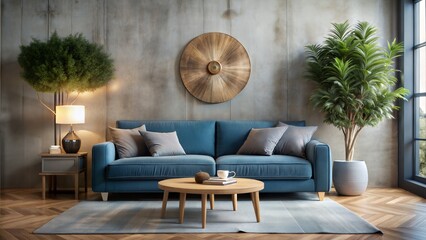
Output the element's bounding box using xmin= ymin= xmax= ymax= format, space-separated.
xmin=400 ymin=0 xmax=426 ymax=198
xmin=414 ymin=0 xmax=426 ymax=181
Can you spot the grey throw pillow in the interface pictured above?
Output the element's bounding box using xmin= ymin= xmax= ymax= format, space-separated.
xmin=237 ymin=126 xmax=288 ymax=156
xmin=274 ymin=122 xmax=318 ymax=158
xmin=139 ymin=131 xmax=186 ymax=157
xmin=109 ymin=125 xmax=149 ymax=159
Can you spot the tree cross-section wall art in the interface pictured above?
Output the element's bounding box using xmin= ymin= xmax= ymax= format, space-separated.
xmin=180 ymin=32 xmax=251 ymax=104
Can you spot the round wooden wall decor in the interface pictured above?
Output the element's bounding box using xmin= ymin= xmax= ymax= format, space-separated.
xmin=180 ymin=32 xmax=251 ymax=103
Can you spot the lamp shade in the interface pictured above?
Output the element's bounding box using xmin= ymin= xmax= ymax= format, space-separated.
xmin=55 ymin=105 xmax=85 ymax=124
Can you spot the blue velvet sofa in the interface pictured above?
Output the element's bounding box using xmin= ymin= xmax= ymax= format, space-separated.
xmin=92 ymin=120 xmax=332 ymax=201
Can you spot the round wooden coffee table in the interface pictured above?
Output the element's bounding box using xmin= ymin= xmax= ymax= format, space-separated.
xmin=158 ymin=178 xmax=264 ymax=228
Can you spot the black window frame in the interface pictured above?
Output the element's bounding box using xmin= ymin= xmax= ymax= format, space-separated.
xmin=399 ymin=0 xmax=426 ymax=198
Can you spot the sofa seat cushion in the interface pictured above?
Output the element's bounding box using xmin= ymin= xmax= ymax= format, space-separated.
xmin=216 ymin=155 xmax=312 ymax=180
xmin=107 ymin=155 xmax=215 ymax=180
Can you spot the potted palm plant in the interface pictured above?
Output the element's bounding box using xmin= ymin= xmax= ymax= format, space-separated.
xmin=305 ymin=21 xmax=409 ymax=195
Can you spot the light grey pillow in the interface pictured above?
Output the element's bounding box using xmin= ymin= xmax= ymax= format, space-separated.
xmin=274 ymin=122 xmax=318 ymax=158
xmin=139 ymin=131 xmax=186 ymax=157
xmin=237 ymin=126 xmax=288 ymax=156
xmin=109 ymin=125 xmax=149 ymax=159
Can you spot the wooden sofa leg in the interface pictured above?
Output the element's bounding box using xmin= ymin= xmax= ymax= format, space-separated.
xmin=317 ymin=192 xmax=325 ymax=201
xmin=101 ymin=192 xmax=109 ymax=201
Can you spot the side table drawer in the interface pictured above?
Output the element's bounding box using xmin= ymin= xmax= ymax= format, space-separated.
xmin=42 ymin=157 xmax=84 ymax=172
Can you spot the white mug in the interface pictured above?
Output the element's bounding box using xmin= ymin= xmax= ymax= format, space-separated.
xmin=217 ymin=170 xmax=236 ymax=179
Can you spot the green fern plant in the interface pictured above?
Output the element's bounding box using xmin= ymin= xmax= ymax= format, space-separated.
xmin=18 ymin=32 xmax=114 ymax=110
xmin=306 ymin=21 xmax=409 ymax=161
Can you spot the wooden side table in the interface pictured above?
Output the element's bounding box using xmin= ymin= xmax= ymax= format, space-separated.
xmin=39 ymin=152 xmax=87 ymax=200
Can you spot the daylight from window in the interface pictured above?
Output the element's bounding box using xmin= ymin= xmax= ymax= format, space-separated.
xmin=416 ymin=0 xmax=426 ymax=178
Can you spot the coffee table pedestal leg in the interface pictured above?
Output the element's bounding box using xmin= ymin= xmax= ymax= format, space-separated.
xmin=161 ymin=191 xmax=169 ymax=218
xmin=251 ymin=191 xmax=261 ymax=222
xmin=179 ymin=193 xmax=186 ymax=224
xmin=209 ymin=194 xmax=214 ymax=209
xmin=232 ymin=194 xmax=238 ymax=211
xmin=201 ymin=194 xmax=207 ymax=228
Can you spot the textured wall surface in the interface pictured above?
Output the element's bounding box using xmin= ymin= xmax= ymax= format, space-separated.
xmin=0 ymin=0 xmax=399 ymax=189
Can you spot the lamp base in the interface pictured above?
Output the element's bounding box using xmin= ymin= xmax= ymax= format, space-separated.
xmin=62 ymin=130 xmax=81 ymax=153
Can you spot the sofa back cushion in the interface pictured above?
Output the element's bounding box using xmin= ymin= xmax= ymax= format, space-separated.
xmin=216 ymin=120 xmax=305 ymax=157
xmin=117 ymin=120 xmax=216 ymax=157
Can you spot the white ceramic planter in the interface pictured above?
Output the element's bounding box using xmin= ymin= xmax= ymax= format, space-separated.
xmin=332 ymin=160 xmax=368 ymax=196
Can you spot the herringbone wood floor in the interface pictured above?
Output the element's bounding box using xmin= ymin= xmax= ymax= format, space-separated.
xmin=0 ymin=188 xmax=425 ymax=240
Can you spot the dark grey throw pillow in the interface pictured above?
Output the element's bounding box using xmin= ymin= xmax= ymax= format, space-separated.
xmin=237 ymin=126 xmax=288 ymax=156
xmin=274 ymin=122 xmax=317 ymax=158
xmin=139 ymin=131 xmax=186 ymax=157
xmin=109 ymin=125 xmax=149 ymax=159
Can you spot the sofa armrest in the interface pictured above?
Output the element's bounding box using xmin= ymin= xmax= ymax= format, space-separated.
xmin=305 ymin=140 xmax=332 ymax=192
xmin=92 ymin=142 xmax=116 ymax=192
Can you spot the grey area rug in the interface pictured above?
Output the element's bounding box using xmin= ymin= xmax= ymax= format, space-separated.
xmin=34 ymin=199 xmax=381 ymax=234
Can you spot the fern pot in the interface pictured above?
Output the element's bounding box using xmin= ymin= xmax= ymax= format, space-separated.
xmin=333 ymin=160 xmax=368 ymax=196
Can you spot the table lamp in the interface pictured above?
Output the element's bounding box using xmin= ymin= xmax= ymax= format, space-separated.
xmin=55 ymin=105 xmax=85 ymax=153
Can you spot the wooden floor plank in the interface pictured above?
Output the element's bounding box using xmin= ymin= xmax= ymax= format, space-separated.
xmin=0 ymin=188 xmax=425 ymax=240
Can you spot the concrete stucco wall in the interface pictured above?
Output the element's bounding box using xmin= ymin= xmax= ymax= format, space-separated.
xmin=0 ymin=0 xmax=399 ymax=189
